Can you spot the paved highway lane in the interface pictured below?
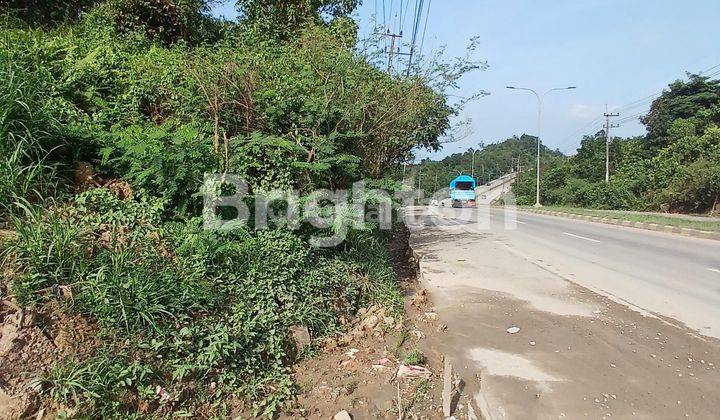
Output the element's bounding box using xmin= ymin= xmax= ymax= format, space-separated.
xmin=433 ymin=205 xmax=720 ymax=338
xmin=405 ymin=205 xmax=720 ymax=419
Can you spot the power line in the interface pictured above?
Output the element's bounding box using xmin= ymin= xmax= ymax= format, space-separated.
xmin=705 ymin=68 xmax=720 ymax=79
xmin=614 ymin=112 xmax=644 ymax=125
xmin=418 ymin=0 xmax=432 ymax=58
xmin=556 ymin=115 xmax=605 ymax=148
xmin=389 ymin=0 xmax=395 ymax=33
xmin=382 ymin=0 xmax=386 ymax=30
xmin=557 ymin=61 xmax=720 ymax=151
xmin=613 ymin=61 xmax=720 ymax=114
xmin=699 ymin=63 xmax=720 ymax=75
xmin=406 ymin=0 xmax=423 ymax=75
xmin=400 ymin=0 xmax=411 ymax=34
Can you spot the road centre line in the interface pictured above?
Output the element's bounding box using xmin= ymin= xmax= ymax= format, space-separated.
xmin=563 ymin=232 xmax=601 ymax=243
xmin=708 ymin=268 xmax=720 ymax=274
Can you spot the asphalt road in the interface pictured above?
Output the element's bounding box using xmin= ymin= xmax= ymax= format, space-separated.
xmin=440 ymin=205 xmax=720 ymax=338
xmin=475 ymin=173 xmax=516 ymax=205
xmin=405 ymin=205 xmax=720 ymax=419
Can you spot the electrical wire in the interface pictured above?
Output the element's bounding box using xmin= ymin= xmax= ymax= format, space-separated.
xmin=400 ymin=0 xmax=412 ymax=34
xmin=558 ymin=61 xmax=720 ymax=150
xmin=418 ymin=0 xmax=432 ymax=57
xmin=382 ymin=0 xmax=386 ymax=30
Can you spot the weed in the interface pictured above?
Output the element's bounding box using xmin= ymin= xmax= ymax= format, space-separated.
xmin=403 ymin=348 xmax=427 ymax=366
xmin=402 ymin=378 xmax=432 ymax=414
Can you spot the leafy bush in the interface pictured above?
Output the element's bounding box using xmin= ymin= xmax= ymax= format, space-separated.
xmin=1 ymin=2 xmax=445 ymax=416
xmin=4 ymin=188 xmax=404 ymax=416
xmin=101 ymin=122 xmax=218 ymax=214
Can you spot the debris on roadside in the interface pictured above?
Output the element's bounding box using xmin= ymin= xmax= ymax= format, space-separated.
xmin=155 ymin=386 xmax=172 ymax=403
xmin=396 ymin=364 xmax=433 ymax=380
xmin=343 ymin=348 xmax=359 ymax=358
xmin=374 ymin=357 xmax=391 ymax=366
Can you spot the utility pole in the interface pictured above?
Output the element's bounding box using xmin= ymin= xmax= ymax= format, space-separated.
xmin=377 ymin=30 xmax=407 ymax=76
xmin=604 ymin=109 xmax=620 ymax=183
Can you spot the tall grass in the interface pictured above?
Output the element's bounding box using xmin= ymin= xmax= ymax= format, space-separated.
xmin=0 ymin=28 xmax=70 ymax=222
xmin=0 ymin=136 xmax=58 ymax=222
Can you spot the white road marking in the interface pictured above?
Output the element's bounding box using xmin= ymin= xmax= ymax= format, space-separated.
xmin=516 ymin=220 xmax=527 ymax=225
xmin=563 ymin=232 xmax=601 ymax=243
xmin=708 ymin=268 xmax=720 ymax=274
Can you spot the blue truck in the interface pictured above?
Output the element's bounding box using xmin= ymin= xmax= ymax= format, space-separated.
xmin=449 ymin=175 xmax=477 ymax=207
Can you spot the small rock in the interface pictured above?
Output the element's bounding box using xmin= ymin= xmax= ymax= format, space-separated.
xmin=529 ymin=341 xmax=536 ymax=346
xmin=412 ymin=289 xmax=429 ymax=306
xmin=334 ymin=410 xmax=352 ymax=420
xmin=410 ymin=329 xmax=426 ymax=340
xmin=424 ymin=312 xmax=439 ymax=321
xmin=289 ymin=325 xmax=311 ymax=352
xmin=361 ymin=315 xmax=380 ymax=330
xmin=506 ymin=326 xmax=520 ymax=334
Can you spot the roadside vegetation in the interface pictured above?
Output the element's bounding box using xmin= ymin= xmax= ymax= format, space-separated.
xmin=408 ymin=75 xmax=720 ymax=216
xmin=513 ymin=75 xmax=720 ymax=214
xmin=0 ymin=1 xmax=481 ymax=417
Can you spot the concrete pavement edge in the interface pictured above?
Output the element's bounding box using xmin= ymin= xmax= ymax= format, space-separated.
xmin=518 ymin=208 xmax=720 ymax=241
xmin=410 ymin=246 xmax=496 ymax=420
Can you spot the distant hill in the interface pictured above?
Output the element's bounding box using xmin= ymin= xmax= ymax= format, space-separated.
xmin=403 ymin=134 xmax=565 ymax=192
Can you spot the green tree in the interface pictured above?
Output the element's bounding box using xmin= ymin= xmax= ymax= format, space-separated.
xmin=235 ymin=0 xmax=360 ymax=38
xmin=641 ymin=74 xmax=720 ymax=153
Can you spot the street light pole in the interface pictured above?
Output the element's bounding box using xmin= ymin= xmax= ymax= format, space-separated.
xmin=506 ymin=86 xmax=576 ymax=207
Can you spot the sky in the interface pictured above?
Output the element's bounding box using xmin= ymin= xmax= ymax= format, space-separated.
xmin=209 ymin=1 xmax=720 ymax=160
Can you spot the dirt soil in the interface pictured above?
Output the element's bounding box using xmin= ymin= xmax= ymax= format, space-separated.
xmin=0 ymin=296 xmax=100 ymax=419
xmin=282 ymin=226 xmax=480 ymax=419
